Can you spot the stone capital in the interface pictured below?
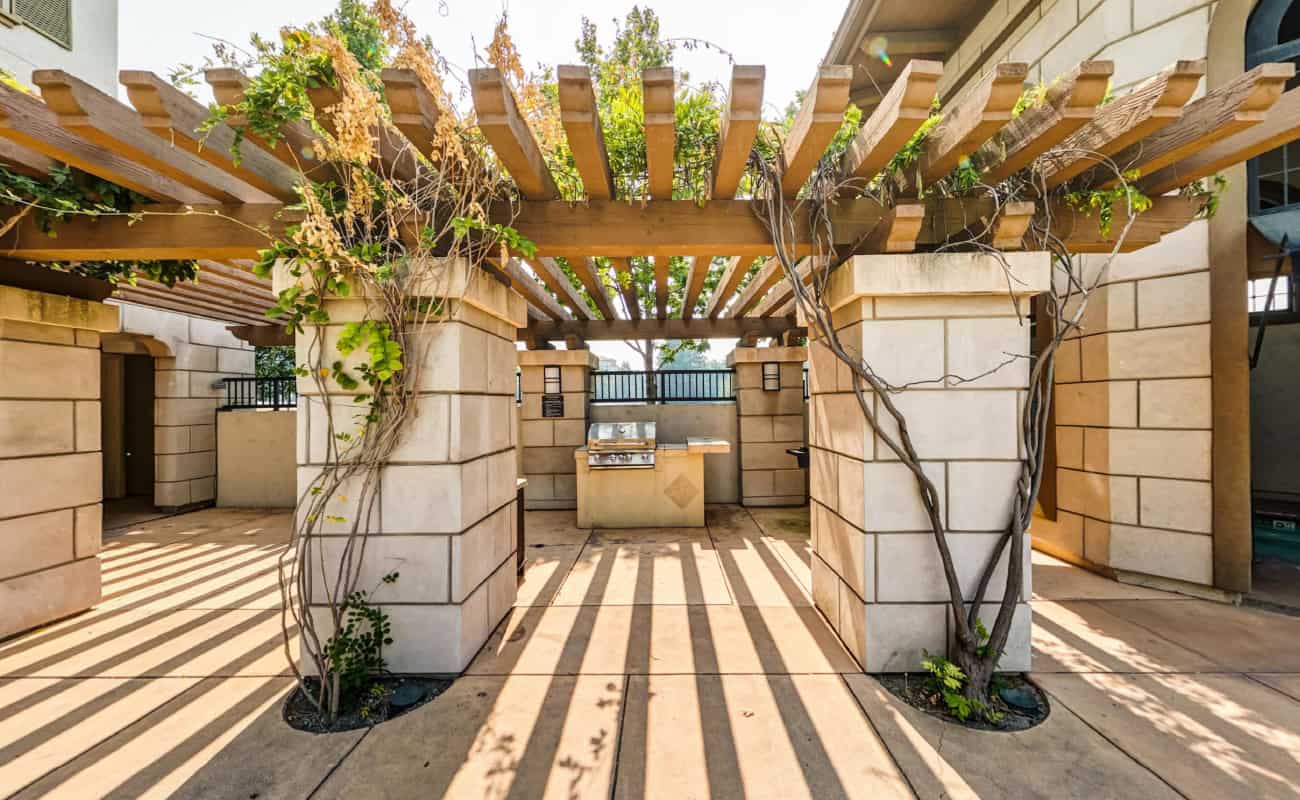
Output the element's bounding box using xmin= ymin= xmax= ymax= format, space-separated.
xmin=517 ymin=348 xmax=600 ymax=369
xmin=0 ymin=285 xmax=120 ymax=332
xmin=826 ymin=252 xmax=1051 ymax=310
xmin=726 ymin=345 xmax=807 ymax=366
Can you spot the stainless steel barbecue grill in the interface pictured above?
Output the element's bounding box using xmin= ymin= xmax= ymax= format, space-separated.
xmin=586 ymin=421 xmax=656 ymax=469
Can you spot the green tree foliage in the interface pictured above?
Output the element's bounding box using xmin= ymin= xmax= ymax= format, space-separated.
xmin=256 ymin=346 xmax=297 ymax=378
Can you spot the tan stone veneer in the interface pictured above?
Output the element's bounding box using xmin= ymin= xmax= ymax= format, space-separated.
xmin=729 ymin=345 xmax=807 ymax=506
xmin=0 ymin=286 xmax=119 ymax=638
xmin=806 ymin=252 xmax=1048 ymax=673
xmin=518 ymin=348 xmax=597 ymax=510
xmin=283 ymin=260 xmax=526 ymax=674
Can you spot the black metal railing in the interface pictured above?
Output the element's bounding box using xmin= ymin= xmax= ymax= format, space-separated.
xmin=590 ymin=369 xmax=735 ymax=404
xmin=221 ymin=377 xmax=298 ymax=410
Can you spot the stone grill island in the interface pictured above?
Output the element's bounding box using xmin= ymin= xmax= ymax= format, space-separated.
xmin=576 ymin=421 xmax=730 ymax=528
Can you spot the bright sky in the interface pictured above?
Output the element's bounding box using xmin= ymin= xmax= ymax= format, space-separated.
xmin=117 ymin=0 xmax=849 ymax=364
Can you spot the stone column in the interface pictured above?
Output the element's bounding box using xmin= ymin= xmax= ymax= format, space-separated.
xmin=518 ymin=348 xmax=596 ymax=510
xmin=729 ymin=345 xmax=807 ymax=506
xmin=0 ymin=286 xmax=119 ymax=638
xmin=287 ymin=261 xmax=525 ymax=674
xmin=1047 ymin=223 xmax=1218 ymax=592
xmin=806 ymin=253 xmax=1047 ymax=673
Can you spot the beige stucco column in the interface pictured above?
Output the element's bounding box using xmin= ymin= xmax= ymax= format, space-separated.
xmin=0 ymin=286 xmax=119 ymax=638
xmin=729 ymin=345 xmax=807 ymax=506
xmin=806 ymin=253 xmax=1048 ymax=673
xmin=518 ymin=348 xmax=596 ymax=510
xmin=1046 ymin=223 xmax=1223 ymax=595
xmin=286 ymin=261 xmax=525 ymax=674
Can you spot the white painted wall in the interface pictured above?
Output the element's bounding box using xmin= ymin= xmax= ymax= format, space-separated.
xmin=0 ymin=1 xmax=119 ymax=95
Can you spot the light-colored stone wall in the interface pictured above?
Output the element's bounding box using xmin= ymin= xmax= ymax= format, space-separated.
xmin=730 ymin=346 xmax=808 ymax=507
xmin=291 ymin=262 xmax=525 ymax=674
xmin=1046 ymin=223 xmax=1218 ymax=587
xmin=0 ymin=288 xmax=119 ymax=639
xmin=807 ymin=253 xmax=1046 ymax=673
xmin=112 ymin=303 xmax=256 ymax=510
xmin=591 ymin=403 xmax=740 ymax=503
xmin=518 ymin=348 xmax=595 ymax=510
xmin=216 ymin=410 xmax=295 ymax=507
xmin=943 ymin=0 xmax=1214 ymax=100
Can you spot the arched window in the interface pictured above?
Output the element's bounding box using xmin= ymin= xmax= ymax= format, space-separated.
xmin=1248 ymin=0 xmax=1300 ymax=215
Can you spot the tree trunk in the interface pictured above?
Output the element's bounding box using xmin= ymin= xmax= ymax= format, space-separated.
xmin=640 ymin=340 xmax=657 ymax=402
xmin=956 ymin=647 xmax=995 ymax=709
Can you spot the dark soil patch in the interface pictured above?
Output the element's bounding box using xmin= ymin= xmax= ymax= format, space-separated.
xmin=878 ymin=673 xmax=1050 ymax=732
xmin=283 ymin=676 xmax=451 ymax=733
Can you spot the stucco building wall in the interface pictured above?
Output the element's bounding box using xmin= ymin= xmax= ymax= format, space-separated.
xmin=0 ymin=1 xmax=119 ymax=95
xmin=216 ymin=409 xmax=296 ymax=508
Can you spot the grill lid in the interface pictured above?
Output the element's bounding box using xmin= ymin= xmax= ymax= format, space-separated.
xmin=587 ymin=421 xmax=656 ymax=451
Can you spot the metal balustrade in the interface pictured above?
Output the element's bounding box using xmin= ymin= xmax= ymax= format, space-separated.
xmin=590 ymin=369 xmax=735 ymax=404
xmin=221 ymin=377 xmax=298 ymax=410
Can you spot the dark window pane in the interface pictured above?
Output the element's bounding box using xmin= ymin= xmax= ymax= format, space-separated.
xmin=1283 ymin=2 xmax=1300 ymax=43
xmin=1260 ymin=145 xmax=1286 ymax=175
xmin=1259 ymin=175 xmax=1287 ymax=209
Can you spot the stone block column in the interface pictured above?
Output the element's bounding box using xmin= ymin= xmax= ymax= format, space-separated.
xmin=287 ymin=261 xmax=525 ymax=675
xmin=1047 ymin=223 xmax=1218 ymax=590
xmin=806 ymin=253 xmax=1048 ymax=673
xmin=0 ymin=286 xmax=119 ymax=638
xmin=518 ymin=348 xmax=596 ymax=510
xmin=730 ymin=345 xmax=807 ymax=506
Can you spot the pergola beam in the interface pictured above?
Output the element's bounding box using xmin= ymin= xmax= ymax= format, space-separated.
xmin=32 ymin=70 xmax=277 ymax=204
xmin=470 ymin=68 xmax=559 ymax=200
xmin=573 ymin=256 xmax=618 ymax=320
xmin=0 ymin=82 xmax=210 ymax=203
xmin=558 ymin=65 xmax=615 ymax=201
xmin=525 ymin=256 xmax=594 ymax=320
xmin=119 ymin=70 xmax=301 ymax=202
xmin=502 ymin=259 xmax=571 ymax=320
xmin=1140 ymin=86 xmax=1300 ymax=195
xmin=975 ymin=60 xmax=1114 ymax=184
xmin=703 ymin=256 xmax=751 ymax=318
xmin=643 ymin=67 xmax=676 ymax=201
xmin=711 ymin=66 xmax=765 ymax=198
xmin=908 ymin=62 xmax=1028 ymax=190
xmin=1094 ymin=62 xmax=1294 ymax=188
xmin=0 ymin=136 xmax=55 ymax=178
xmin=840 ymin=60 xmax=943 ymax=193
xmin=380 ymin=68 xmax=445 ymax=160
xmin=780 ymin=65 xmax=853 ymax=196
xmin=522 ymin=315 xmax=800 ymax=343
xmin=1039 ymin=60 xmax=1206 ymax=188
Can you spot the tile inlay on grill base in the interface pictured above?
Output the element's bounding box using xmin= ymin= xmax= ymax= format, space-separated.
xmin=576 ymin=422 xmax=730 ymax=528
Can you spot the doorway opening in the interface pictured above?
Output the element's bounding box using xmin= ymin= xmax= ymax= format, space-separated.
xmin=101 ymin=351 xmax=157 ymax=531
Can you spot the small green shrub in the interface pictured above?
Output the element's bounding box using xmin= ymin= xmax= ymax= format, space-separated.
xmin=919 ymin=620 xmax=1003 ymax=723
xmin=324 ymin=571 xmax=399 ymax=696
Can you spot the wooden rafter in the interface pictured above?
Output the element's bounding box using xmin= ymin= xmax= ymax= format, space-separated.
xmin=141 ymin=278 xmax=271 ymax=318
xmin=557 ymin=65 xmax=614 ymax=200
xmin=0 ymin=136 xmax=55 ymax=178
xmin=205 ymin=68 xmax=339 ymax=183
xmin=729 ymin=256 xmax=782 ymax=318
xmin=975 ymin=61 xmax=1113 ymax=184
xmin=572 ymin=256 xmax=618 ymax=320
xmin=1093 ymin=62 xmax=1294 ymax=188
xmin=989 ymin=201 xmax=1035 ymax=250
xmin=1038 ymin=60 xmax=1206 ymax=188
xmin=643 ymin=67 xmax=676 ymax=201
xmin=120 ymin=70 xmax=301 ymax=202
xmin=752 ymin=258 xmax=810 ymax=318
xmin=304 ymin=83 xmax=421 ymax=184
xmin=32 ymin=70 xmax=277 ymax=204
xmin=839 ymin=59 xmax=943 ymax=194
xmin=1140 ymin=86 xmax=1300 ymax=195
xmin=380 ymin=68 xmax=444 ymax=159
xmin=780 ymin=65 xmax=853 ymax=196
xmin=525 ymin=256 xmax=594 ymax=320
xmin=114 ymin=286 xmax=267 ymax=326
xmin=0 ymin=82 xmax=209 ymax=203
xmin=502 ymin=259 xmax=571 ymax=320
xmin=608 ymin=256 xmax=640 ymax=320
xmin=523 ymin=316 xmax=799 ymax=343
xmin=682 ymin=65 xmax=764 ymax=320
xmin=469 ymin=68 xmax=559 ymax=200
xmin=905 ymin=62 xmax=1028 ymax=191
xmin=703 ymin=256 xmax=751 ymax=318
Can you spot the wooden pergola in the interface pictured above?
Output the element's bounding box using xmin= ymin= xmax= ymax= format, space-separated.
xmin=1 ymin=55 xmax=1298 ymax=345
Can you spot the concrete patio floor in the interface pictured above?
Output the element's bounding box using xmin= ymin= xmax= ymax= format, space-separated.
xmin=2 ymin=507 xmax=1300 ymax=799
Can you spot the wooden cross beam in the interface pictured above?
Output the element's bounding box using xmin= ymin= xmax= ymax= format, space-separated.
xmin=525 ymin=256 xmax=595 ymax=320
xmin=469 ymin=68 xmax=560 ymax=200
xmin=905 ymin=62 xmax=1028 ymax=192
xmin=1139 ymin=86 xmax=1300 ymax=195
xmin=682 ymin=66 xmax=764 ymax=319
xmin=1038 ymin=60 xmax=1206 ymax=188
xmin=33 ymin=70 xmax=277 ymax=204
xmin=839 ymin=59 xmax=943 ymax=195
xmin=702 ymin=256 xmax=752 ymax=318
xmin=608 ymin=256 xmax=641 ymax=320
xmin=975 ymin=60 xmax=1114 ymax=184
xmin=573 ymin=256 xmax=619 ymax=320
xmin=1093 ymin=62 xmax=1294 ymax=189
xmin=380 ymin=68 xmax=446 ymax=159
xmin=0 ymin=136 xmax=56 ymax=178
xmin=0 ymin=82 xmax=210 ymax=203
xmin=522 ymin=316 xmax=800 ymax=343
xmin=558 ymin=65 xmax=615 ymax=201
xmin=120 ymin=71 xmax=302 ymax=203
xmin=205 ymin=68 xmax=341 ymax=185
xmin=502 ymin=258 xmax=571 ymax=320
xmin=780 ymin=65 xmax=853 ymax=196
xmin=643 ymin=67 xmax=676 ymax=202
